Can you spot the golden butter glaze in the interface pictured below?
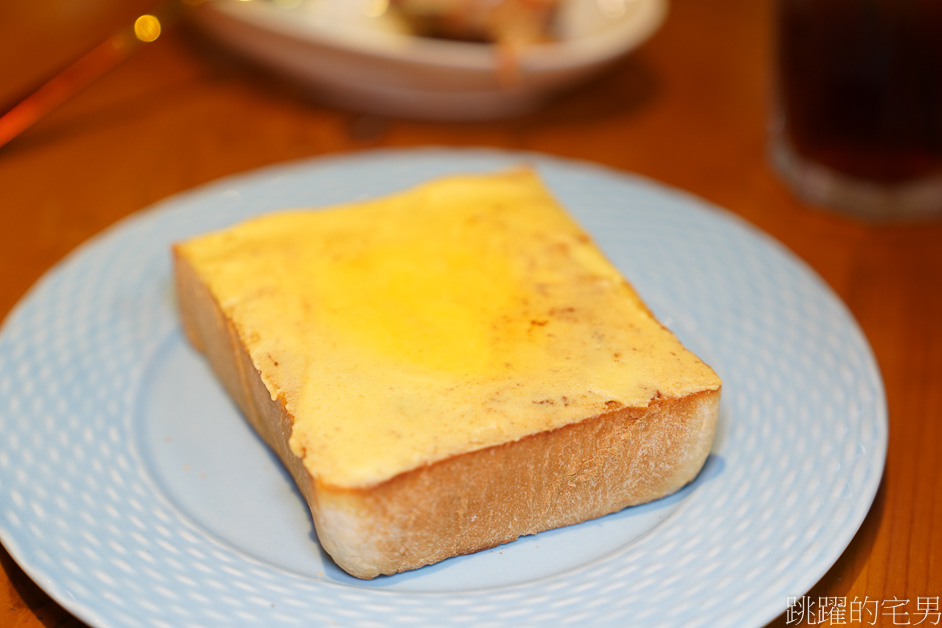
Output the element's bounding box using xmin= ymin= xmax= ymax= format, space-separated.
xmin=176 ymin=170 xmax=721 ymax=488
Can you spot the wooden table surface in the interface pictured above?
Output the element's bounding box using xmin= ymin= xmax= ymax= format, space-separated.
xmin=1 ymin=1 xmax=939 ymax=626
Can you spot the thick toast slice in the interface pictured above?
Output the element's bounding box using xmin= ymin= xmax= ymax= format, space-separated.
xmin=172 ymin=169 xmax=721 ymax=578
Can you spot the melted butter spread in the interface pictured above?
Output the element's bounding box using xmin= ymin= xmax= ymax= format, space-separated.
xmin=177 ymin=170 xmax=721 ymax=489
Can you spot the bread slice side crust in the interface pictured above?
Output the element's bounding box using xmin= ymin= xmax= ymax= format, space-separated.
xmin=173 ymin=246 xmax=720 ymax=579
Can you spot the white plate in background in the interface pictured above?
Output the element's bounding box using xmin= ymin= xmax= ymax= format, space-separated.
xmin=189 ymin=0 xmax=667 ymax=119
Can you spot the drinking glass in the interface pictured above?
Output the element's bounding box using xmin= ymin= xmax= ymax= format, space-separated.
xmin=770 ymin=0 xmax=942 ymax=219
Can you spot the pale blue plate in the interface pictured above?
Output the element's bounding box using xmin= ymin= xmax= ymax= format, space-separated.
xmin=0 ymin=149 xmax=886 ymax=627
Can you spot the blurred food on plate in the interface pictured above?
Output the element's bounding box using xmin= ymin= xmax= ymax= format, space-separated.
xmin=189 ymin=0 xmax=667 ymax=119
xmin=390 ymin=0 xmax=560 ymax=45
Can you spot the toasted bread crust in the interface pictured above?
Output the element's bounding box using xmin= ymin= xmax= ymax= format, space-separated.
xmin=174 ymin=246 xmax=720 ymax=579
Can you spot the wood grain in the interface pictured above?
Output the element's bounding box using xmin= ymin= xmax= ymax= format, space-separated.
xmin=1 ymin=0 xmax=939 ymax=625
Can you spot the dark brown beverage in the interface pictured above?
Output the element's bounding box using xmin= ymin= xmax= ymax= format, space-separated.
xmin=775 ymin=0 xmax=942 ymax=185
